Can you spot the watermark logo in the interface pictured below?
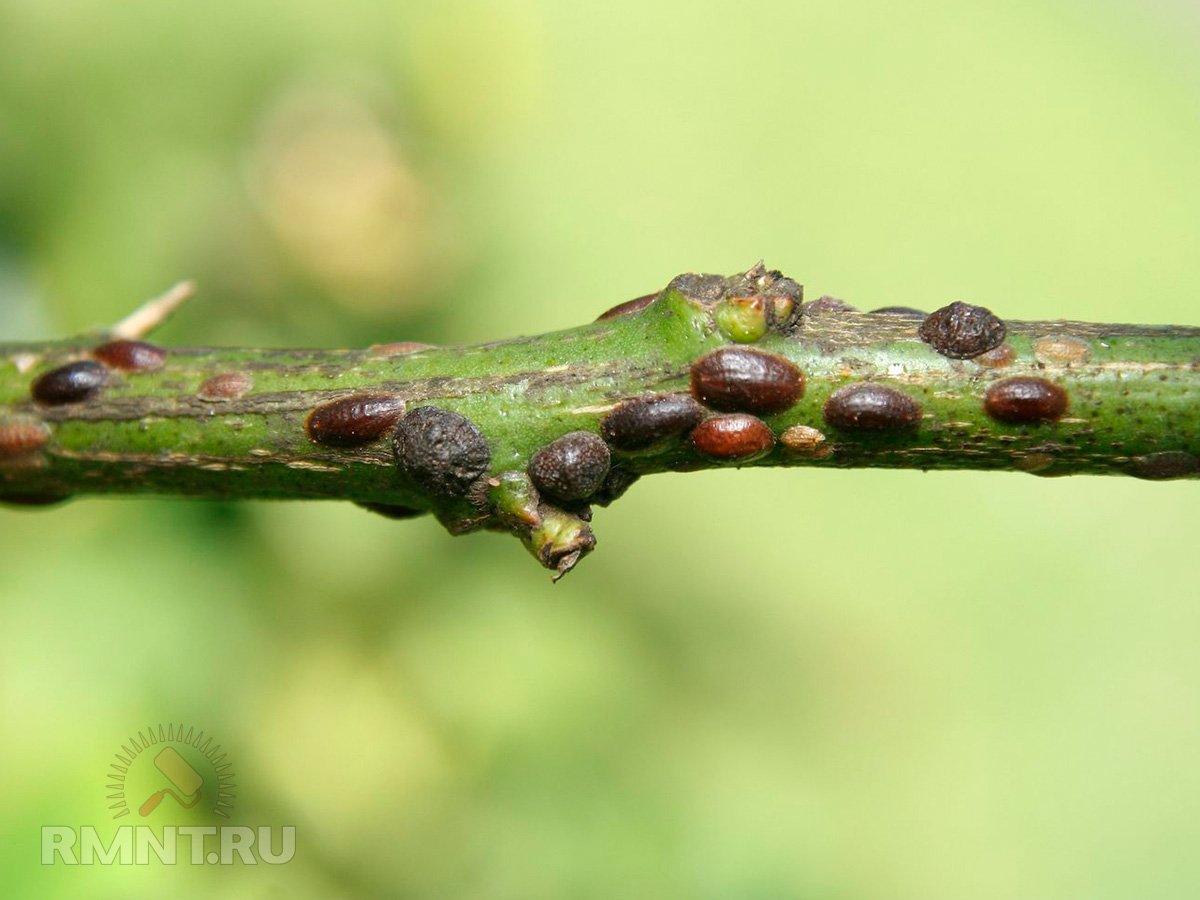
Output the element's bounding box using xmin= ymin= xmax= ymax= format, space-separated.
xmin=107 ymin=723 xmax=236 ymax=821
xmin=41 ymin=723 xmax=295 ymax=865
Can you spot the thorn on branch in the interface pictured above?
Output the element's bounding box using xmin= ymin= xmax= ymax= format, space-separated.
xmin=110 ymin=280 xmax=196 ymax=340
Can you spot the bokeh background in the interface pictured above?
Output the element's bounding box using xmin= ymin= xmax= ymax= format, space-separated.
xmin=2 ymin=0 xmax=1199 ymax=897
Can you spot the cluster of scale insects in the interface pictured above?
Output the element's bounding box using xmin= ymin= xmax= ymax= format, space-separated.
xmin=295 ymin=281 xmax=1082 ymax=534
xmin=5 ymin=269 xmax=1196 ymax=536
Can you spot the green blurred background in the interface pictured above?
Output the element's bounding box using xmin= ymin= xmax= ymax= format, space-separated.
xmin=2 ymin=0 xmax=1199 ymax=897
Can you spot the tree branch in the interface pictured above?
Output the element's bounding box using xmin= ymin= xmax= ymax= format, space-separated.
xmin=3 ymin=265 xmax=1197 ymax=577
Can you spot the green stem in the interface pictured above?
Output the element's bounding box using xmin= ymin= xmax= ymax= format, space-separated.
xmin=3 ymin=266 xmax=1198 ymax=577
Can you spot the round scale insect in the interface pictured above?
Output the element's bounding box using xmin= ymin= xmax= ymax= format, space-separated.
xmin=919 ymin=301 xmax=1007 ymax=359
xmin=306 ymin=395 xmax=406 ymax=447
xmin=690 ymin=347 xmax=804 ymax=415
xmin=393 ymin=406 xmax=491 ymax=498
xmin=31 ymin=361 xmax=109 ymax=405
xmin=600 ymin=394 xmax=704 ymax=451
xmin=197 ymin=372 xmax=252 ymax=402
xmin=93 ymin=339 xmax=167 ymax=372
xmin=528 ymin=432 xmax=611 ymax=502
xmin=823 ymin=383 xmax=922 ymax=431
xmin=596 ymin=293 xmax=657 ymax=321
xmin=690 ymin=414 xmax=775 ymax=460
xmin=0 ymin=417 xmax=51 ymax=458
xmin=983 ymin=377 xmax=1068 ymax=424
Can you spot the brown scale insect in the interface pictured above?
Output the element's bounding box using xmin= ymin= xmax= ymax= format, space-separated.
xmin=0 ymin=418 xmax=51 ymax=459
xmin=600 ymin=393 xmax=704 ymax=451
xmin=668 ymin=273 xmax=728 ymax=303
xmin=919 ymin=301 xmax=1007 ymax=359
xmin=690 ymin=414 xmax=775 ymax=460
xmin=528 ymin=431 xmax=611 ymax=502
xmin=983 ymin=377 xmax=1068 ymax=424
xmin=596 ymin=293 xmax=657 ymax=321
xmin=368 ymin=341 xmax=437 ymax=355
xmin=1033 ymin=335 xmax=1091 ymax=367
xmin=690 ymin=347 xmax=804 ymax=415
xmin=870 ymin=305 xmax=926 ymax=317
xmin=0 ymin=491 xmax=70 ymax=507
xmin=823 ymin=383 xmax=922 ymax=431
xmin=779 ymin=424 xmax=830 ymax=455
xmin=1131 ymin=451 xmax=1199 ymax=480
xmin=93 ymin=339 xmax=167 ymax=372
xmin=972 ymin=344 xmax=1016 ymax=368
xmin=591 ymin=467 xmax=640 ymax=507
xmin=197 ymin=372 xmax=252 ymax=402
xmin=355 ymin=502 xmax=428 ymax=519
xmin=31 ymin=361 xmax=109 ymax=405
xmin=306 ymin=395 xmax=406 ymax=447
xmin=393 ymin=406 xmax=491 ymax=498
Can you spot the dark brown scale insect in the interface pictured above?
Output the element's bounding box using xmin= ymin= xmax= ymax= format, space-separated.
xmin=870 ymin=306 xmax=926 ymax=317
xmin=305 ymin=395 xmax=406 ymax=447
xmin=591 ymin=467 xmax=640 ymax=507
xmin=393 ymin=406 xmax=491 ymax=498
xmin=690 ymin=414 xmax=775 ymax=460
xmin=690 ymin=347 xmax=804 ymax=414
xmin=919 ymin=301 xmax=1007 ymax=359
xmin=527 ymin=431 xmax=611 ymax=502
xmin=355 ymin=502 xmax=428 ymax=519
xmin=197 ymin=372 xmax=252 ymax=401
xmin=823 ymin=383 xmax=922 ymax=430
xmin=0 ymin=418 xmax=51 ymax=458
xmin=31 ymin=361 xmax=108 ymax=405
xmin=668 ymin=273 xmax=728 ymax=303
xmin=600 ymin=393 xmax=704 ymax=451
xmin=983 ymin=377 xmax=1068 ymax=424
xmin=1130 ymin=451 xmax=1199 ymax=480
xmin=93 ymin=339 xmax=167 ymax=372
xmin=596 ymin=293 xmax=657 ymax=321
xmin=0 ymin=491 xmax=70 ymax=507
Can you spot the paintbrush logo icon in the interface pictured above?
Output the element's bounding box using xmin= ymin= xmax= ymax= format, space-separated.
xmin=138 ymin=748 xmax=204 ymax=817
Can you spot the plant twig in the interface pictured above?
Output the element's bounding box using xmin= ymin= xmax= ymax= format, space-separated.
xmin=2 ymin=265 xmax=1197 ymax=577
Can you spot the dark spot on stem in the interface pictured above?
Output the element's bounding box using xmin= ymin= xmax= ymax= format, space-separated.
xmin=306 ymin=395 xmax=406 ymax=447
xmin=93 ymin=339 xmax=167 ymax=372
xmin=690 ymin=347 xmax=804 ymax=414
xmin=528 ymin=431 xmax=611 ymax=502
xmin=393 ymin=406 xmax=491 ymax=498
xmin=870 ymin=306 xmax=926 ymax=317
xmin=823 ymin=383 xmax=922 ymax=431
xmin=31 ymin=361 xmax=108 ymax=405
xmin=983 ymin=377 xmax=1068 ymax=424
xmin=596 ymin=293 xmax=657 ymax=321
xmin=690 ymin=414 xmax=775 ymax=460
xmin=919 ymin=301 xmax=1007 ymax=359
xmin=600 ymin=393 xmax=704 ymax=451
